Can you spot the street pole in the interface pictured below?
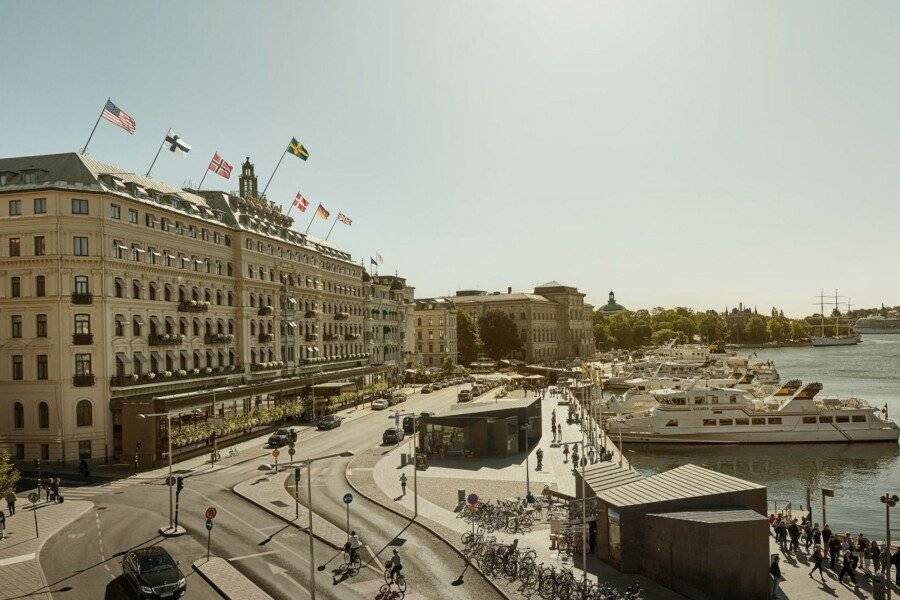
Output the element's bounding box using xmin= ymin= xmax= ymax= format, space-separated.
xmin=166 ymin=413 xmax=173 ymax=530
xmin=881 ymin=493 xmax=898 ymax=598
xmin=294 ymin=467 xmax=300 ymax=519
xmin=580 ymin=431 xmax=588 ymax=583
xmin=307 ymin=458 xmax=315 ymax=600
xmin=346 ymin=501 xmax=350 ymax=539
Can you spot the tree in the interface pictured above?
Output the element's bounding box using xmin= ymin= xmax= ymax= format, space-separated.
xmin=651 ymin=328 xmax=681 ymax=345
xmin=456 ymin=312 xmax=481 ymax=366
xmin=744 ymin=315 xmax=769 ymax=344
xmin=790 ymin=320 xmax=810 ymax=340
xmin=0 ymin=449 xmax=19 ymax=497
xmin=593 ymin=322 xmax=613 ymax=351
xmin=631 ymin=321 xmax=653 ymax=346
xmin=672 ymin=316 xmax=697 ymax=339
xmin=697 ymin=312 xmax=726 ymax=342
xmin=606 ymin=314 xmax=635 ymax=349
xmin=478 ymin=311 xmax=522 ymax=360
xmin=441 ymin=358 xmax=455 ymax=373
xmin=767 ymin=317 xmax=790 ymax=342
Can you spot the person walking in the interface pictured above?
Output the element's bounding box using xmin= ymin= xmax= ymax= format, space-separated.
xmin=803 ymin=520 xmax=813 ymax=551
xmin=869 ymin=539 xmax=880 ymax=573
xmin=822 ymin=523 xmax=832 ymax=549
xmin=788 ymin=519 xmax=801 ymax=553
xmin=829 ymin=535 xmax=841 ymax=571
xmin=812 ymin=523 xmax=821 ymax=547
xmin=809 ymin=544 xmax=825 ymax=581
xmin=839 ymin=550 xmax=857 ymax=585
xmin=0 ymin=510 xmax=5 ymax=540
xmin=562 ymin=443 xmax=569 ymax=464
xmin=399 ymin=473 xmax=407 ymax=496
xmin=891 ymin=546 xmax=900 ymax=585
xmin=4 ymin=491 xmax=15 ymax=516
xmin=856 ymin=533 xmax=869 ymax=573
xmin=769 ymin=555 xmax=782 ymax=598
xmin=556 ymin=423 xmax=562 ymax=442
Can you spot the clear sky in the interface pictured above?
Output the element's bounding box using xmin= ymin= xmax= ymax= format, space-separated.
xmin=2 ymin=1 xmax=898 ymax=317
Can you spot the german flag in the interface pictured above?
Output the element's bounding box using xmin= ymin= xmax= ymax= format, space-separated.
xmin=288 ymin=137 xmax=310 ymax=160
xmin=315 ymin=204 xmax=330 ymax=220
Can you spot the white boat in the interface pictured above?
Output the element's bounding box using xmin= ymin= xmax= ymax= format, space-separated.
xmin=604 ymin=382 xmax=899 ymax=444
xmin=810 ymin=289 xmax=861 ymax=347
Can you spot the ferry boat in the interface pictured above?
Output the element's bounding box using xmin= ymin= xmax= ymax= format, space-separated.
xmin=604 ymin=382 xmax=899 ymax=444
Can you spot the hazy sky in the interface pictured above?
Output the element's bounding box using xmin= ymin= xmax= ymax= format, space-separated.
xmin=2 ymin=1 xmax=898 ymax=316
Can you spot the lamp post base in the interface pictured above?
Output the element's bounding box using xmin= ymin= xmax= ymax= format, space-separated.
xmin=159 ymin=525 xmax=187 ymax=537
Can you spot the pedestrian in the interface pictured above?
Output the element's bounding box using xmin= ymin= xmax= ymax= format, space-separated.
xmin=891 ymin=546 xmax=900 ymax=585
xmin=809 ymin=544 xmax=825 ymax=581
xmin=769 ymin=555 xmax=782 ymax=598
xmin=829 ymin=535 xmax=841 ymax=571
xmin=4 ymin=491 xmax=14 ymax=516
xmin=399 ymin=473 xmax=407 ymax=496
xmin=856 ymin=533 xmax=869 ymax=573
xmin=838 ymin=550 xmax=857 ymax=585
xmin=812 ymin=523 xmax=821 ymax=547
xmin=0 ymin=510 xmax=5 ymax=540
xmin=788 ymin=519 xmax=800 ymax=553
xmin=869 ymin=539 xmax=880 ymax=573
xmin=53 ymin=478 xmax=62 ymax=504
xmin=556 ymin=423 xmax=562 ymax=441
xmin=803 ymin=520 xmax=813 ymax=551
xmin=562 ymin=443 xmax=569 ymax=464
xmin=822 ymin=523 xmax=832 ymax=548
xmin=776 ymin=520 xmax=788 ymax=552
xmin=588 ymin=448 xmax=596 ymax=464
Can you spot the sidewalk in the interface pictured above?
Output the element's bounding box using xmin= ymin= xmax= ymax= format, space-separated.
xmin=193 ymin=557 xmax=274 ymax=600
xmin=0 ymin=497 xmax=93 ymax=600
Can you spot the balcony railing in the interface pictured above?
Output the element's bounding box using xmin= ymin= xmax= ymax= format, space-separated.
xmin=345 ymin=333 xmax=361 ymax=341
xmin=72 ymin=333 xmax=94 ymax=345
xmin=149 ymin=333 xmax=185 ymax=346
xmin=258 ymin=306 xmax=273 ymax=316
xmin=334 ymin=312 xmax=350 ymax=320
xmin=250 ymin=361 xmax=285 ymax=371
xmin=72 ymin=373 xmax=95 ymax=387
xmin=109 ymin=365 xmax=237 ymax=387
xmin=258 ymin=333 xmax=274 ymax=343
xmin=204 ymin=333 xmax=235 ymax=344
xmin=323 ymin=333 xmax=339 ymax=341
xmin=71 ymin=292 xmax=93 ymax=305
xmin=305 ymin=334 xmax=319 ymax=342
xmin=178 ymin=300 xmax=210 ymax=313
xmin=304 ymin=310 xmax=319 ymax=319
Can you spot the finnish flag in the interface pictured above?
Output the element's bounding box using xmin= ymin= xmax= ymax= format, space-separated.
xmin=165 ymin=129 xmax=191 ymax=154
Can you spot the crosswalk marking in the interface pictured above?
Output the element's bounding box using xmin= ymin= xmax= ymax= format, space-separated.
xmin=55 ymin=479 xmax=138 ymax=500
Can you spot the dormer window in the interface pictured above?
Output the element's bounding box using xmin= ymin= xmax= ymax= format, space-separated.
xmin=127 ymin=183 xmax=148 ymax=198
xmin=0 ymin=171 xmax=16 ymax=186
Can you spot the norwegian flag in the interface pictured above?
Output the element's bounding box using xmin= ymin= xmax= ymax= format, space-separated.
xmin=293 ymin=192 xmax=309 ymax=212
xmin=337 ymin=212 xmax=352 ymax=226
xmin=208 ymin=152 xmax=233 ymax=179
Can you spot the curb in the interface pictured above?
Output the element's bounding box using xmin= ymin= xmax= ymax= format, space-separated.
xmin=344 ymin=453 xmax=515 ymax=600
xmin=192 ymin=557 xmax=274 ymax=600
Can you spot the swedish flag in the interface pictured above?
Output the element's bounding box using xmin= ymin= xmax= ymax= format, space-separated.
xmin=288 ymin=138 xmax=309 ymax=161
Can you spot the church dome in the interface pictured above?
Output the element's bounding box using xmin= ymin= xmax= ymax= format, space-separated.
xmin=599 ymin=290 xmax=627 ymax=313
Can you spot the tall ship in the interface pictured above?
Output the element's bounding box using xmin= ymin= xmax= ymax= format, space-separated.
xmin=810 ymin=289 xmax=860 ymax=347
xmin=855 ymin=315 xmax=900 ymax=335
xmin=605 ymin=381 xmax=899 ymax=444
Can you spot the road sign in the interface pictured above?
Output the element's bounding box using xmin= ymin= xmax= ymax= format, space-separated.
xmin=343 ymin=493 xmax=353 ymax=504
xmin=28 ymin=492 xmax=38 ymax=504
xmin=165 ymin=475 xmax=176 ymax=486
xmin=205 ymin=507 xmax=217 ymax=520
xmin=822 ymin=488 xmax=835 ymax=498
xmin=288 ymin=447 xmax=296 ymax=457
xmin=466 ymin=493 xmax=479 ymax=506
xmin=272 ymin=449 xmax=280 ymax=459
xmin=205 ymin=519 xmax=213 ymax=531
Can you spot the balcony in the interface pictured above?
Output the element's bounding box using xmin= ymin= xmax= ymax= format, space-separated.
xmin=257 ymin=306 xmax=273 ymax=316
xmin=109 ymin=365 xmax=236 ymax=387
xmin=250 ymin=361 xmax=285 ymax=372
xmin=72 ymin=373 xmax=95 ymax=387
xmin=258 ymin=333 xmax=274 ymax=343
xmin=71 ymin=292 xmax=93 ymax=305
xmin=305 ymin=333 xmax=319 ymax=342
xmin=345 ymin=333 xmax=361 ymax=341
xmin=334 ymin=312 xmax=350 ymax=320
xmin=323 ymin=333 xmax=339 ymax=342
xmin=72 ymin=333 xmax=94 ymax=345
xmin=149 ymin=333 xmax=184 ymax=346
xmin=304 ymin=310 xmax=319 ymax=319
xmin=178 ymin=300 xmax=210 ymax=313
xmin=204 ymin=333 xmax=235 ymax=345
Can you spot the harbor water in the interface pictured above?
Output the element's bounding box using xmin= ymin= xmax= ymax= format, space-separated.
xmin=624 ymin=335 xmax=900 ymax=537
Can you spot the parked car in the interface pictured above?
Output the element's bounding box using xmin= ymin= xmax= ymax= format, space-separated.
xmin=382 ymin=427 xmax=404 ymax=445
xmin=316 ymin=415 xmax=342 ymax=430
xmin=267 ymin=428 xmax=294 ymax=448
xmin=421 ymin=385 xmax=433 ymax=394
xmin=402 ymin=416 xmax=415 ymax=434
xmin=457 ymin=389 xmax=472 ymax=402
xmin=393 ymin=392 xmax=407 ymax=403
xmin=371 ymin=398 xmax=389 ymax=410
xmin=122 ymin=546 xmax=186 ymax=599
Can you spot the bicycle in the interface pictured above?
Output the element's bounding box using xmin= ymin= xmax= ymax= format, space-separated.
xmin=379 ymin=568 xmax=407 ymax=599
xmin=338 ymin=548 xmax=361 ymax=577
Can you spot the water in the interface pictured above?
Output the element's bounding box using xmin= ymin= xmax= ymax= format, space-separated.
xmin=624 ymin=335 xmax=900 ymax=537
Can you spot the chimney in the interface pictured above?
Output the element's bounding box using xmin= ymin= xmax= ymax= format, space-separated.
xmin=507 ymin=286 xmax=512 ymax=294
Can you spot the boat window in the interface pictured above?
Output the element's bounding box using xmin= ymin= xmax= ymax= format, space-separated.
xmin=694 ymin=396 xmax=704 ymax=404
xmin=710 ymin=396 xmax=718 ymax=404
xmin=702 ymin=419 xmax=717 ymax=426
xmin=819 ymin=416 xmax=833 ymax=423
xmin=665 ymin=419 xmax=679 ymax=427
xmin=672 ymin=398 xmax=685 ymax=405
xmin=835 ymin=416 xmax=850 ymax=423
xmin=751 ymin=417 xmax=766 ymax=425
xmin=802 ymin=416 xmax=817 ymax=424
xmin=729 ymin=395 xmax=737 ymax=403
xmin=735 ymin=418 xmax=749 ymax=425
xmin=851 ymin=415 xmax=867 ymax=423
xmin=718 ymin=419 xmax=733 ymax=426
xmin=767 ymin=417 xmax=782 ymax=425
xmin=713 ymin=410 xmax=722 ymax=414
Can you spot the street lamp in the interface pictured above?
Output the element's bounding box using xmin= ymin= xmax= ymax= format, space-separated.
xmin=139 ymin=408 xmax=200 ymax=536
xmin=881 ymin=493 xmax=898 ymax=598
xmin=304 ymin=450 xmax=354 ymax=600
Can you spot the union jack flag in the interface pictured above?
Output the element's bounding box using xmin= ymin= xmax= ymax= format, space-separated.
xmin=208 ymin=152 xmax=233 ymax=179
xmin=337 ymin=212 xmax=352 ymax=226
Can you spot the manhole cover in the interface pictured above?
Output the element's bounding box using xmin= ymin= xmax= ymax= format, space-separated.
xmin=271 ymin=500 xmax=289 ymax=508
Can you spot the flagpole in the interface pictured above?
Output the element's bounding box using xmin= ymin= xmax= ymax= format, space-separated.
xmin=261 ymin=148 xmax=288 ymax=199
xmin=81 ymin=98 xmax=108 ymax=155
xmin=304 ymin=209 xmax=317 ymax=235
xmin=145 ymin=130 xmax=168 ymax=177
xmin=196 ymin=168 xmax=209 ymax=192
xmin=324 ymin=216 xmax=339 ymax=241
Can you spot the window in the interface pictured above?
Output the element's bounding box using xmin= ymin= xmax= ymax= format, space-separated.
xmin=71 ymin=198 xmax=89 ymax=214
xmin=34 ymin=235 xmax=45 ymax=256
xmin=110 ymin=204 xmax=121 ymax=219
xmin=78 ymin=440 xmax=92 ymax=459
xmin=145 ymin=213 xmax=155 ymax=228
xmin=33 ymin=198 xmax=46 ymax=214
xmin=718 ymin=419 xmax=734 ymax=426
xmin=36 ymin=314 xmax=47 ymax=337
xmin=148 ymin=247 xmax=158 ymax=265
xmin=11 ymin=315 xmax=22 ymax=338
xmin=74 ymin=353 xmax=92 ymax=375
xmin=802 ymin=416 xmax=817 ymax=424
xmin=114 ymin=279 xmax=124 ymax=298
xmin=12 ymin=355 xmax=23 ymax=380
xmin=148 ymin=282 xmax=157 ymax=300
xmin=74 ymin=275 xmax=89 ymax=294
xmin=13 ymin=402 xmax=24 ymax=428
xmin=835 ymin=415 xmax=850 ymax=423
xmin=767 ymin=417 xmax=782 ymax=425
xmin=665 ymin=419 xmax=679 ymax=427
xmin=8 ymin=199 xmax=21 ymax=215
xmin=751 ymin=417 xmax=766 ymax=425
xmin=36 ymin=355 xmax=48 ymax=380
xmin=11 ymin=276 xmax=20 ymax=298
xmin=852 ymin=414 xmax=867 ymax=423
xmin=132 ymin=280 xmax=141 ymax=299
xmin=702 ymin=419 xmax=717 ymax=426
xmin=819 ymin=416 xmax=833 ymax=423
xmin=132 ymin=316 xmax=142 ymax=337
xmin=128 ymin=209 xmax=138 ymax=224
xmin=9 ymin=237 xmax=20 ymax=256
xmin=76 ymin=400 xmax=93 ymax=427
xmin=73 ymin=236 xmax=89 ymax=256
xmin=35 ymin=275 xmax=45 ymax=297
xmin=74 ymin=314 xmax=91 ymax=334
xmin=114 ymin=314 xmax=124 ymax=337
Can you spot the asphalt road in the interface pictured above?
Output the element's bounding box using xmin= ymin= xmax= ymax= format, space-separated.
xmin=39 ymin=383 xmax=504 ymax=600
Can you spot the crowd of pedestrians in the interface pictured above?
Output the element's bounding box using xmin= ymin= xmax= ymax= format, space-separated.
xmin=769 ymin=512 xmax=900 ymax=596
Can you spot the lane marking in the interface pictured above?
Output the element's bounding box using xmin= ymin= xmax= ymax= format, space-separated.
xmin=365 ymin=544 xmax=384 ymax=572
xmin=0 ymin=553 xmax=36 ymax=566
xmin=228 ymin=550 xmax=281 ymax=562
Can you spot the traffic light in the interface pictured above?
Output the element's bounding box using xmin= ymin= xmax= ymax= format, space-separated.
xmin=289 ymin=429 xmax=297 ymax=443
xmin=176 ymin=476 xmax=184 ymax=494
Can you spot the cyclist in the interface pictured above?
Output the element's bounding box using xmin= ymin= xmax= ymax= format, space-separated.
xmin=386 ymin=549 xmax=403 ymax=582
xmin=347 ymin=530 xmax=362 ymax=565
xmin=399 ymin=473 xmax=407 ymax=496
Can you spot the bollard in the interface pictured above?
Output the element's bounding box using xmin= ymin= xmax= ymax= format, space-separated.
xmin=458 ymin=489 xmax=466 ymax=503
xmin=400 ymin=453 xmax=408 ymax=467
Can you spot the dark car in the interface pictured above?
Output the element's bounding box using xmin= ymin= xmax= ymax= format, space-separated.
xmin=267 ymin=428 xmax=294 ymax=448
xmin=316 ymin=415 xmax=342 ymax=430
xmin=382 ymin=427 xmax=404 ymax=445
xmin=122 ymin=546 xmax=185 ymax=599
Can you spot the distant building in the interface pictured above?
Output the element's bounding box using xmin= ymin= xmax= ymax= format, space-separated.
xmin=597 ymin=290 xmax=628 ymax=314
xmin=364 ymin=273 xmax=415 ymax=377
xmin=413 ymin=298 xmax=458 ymax=368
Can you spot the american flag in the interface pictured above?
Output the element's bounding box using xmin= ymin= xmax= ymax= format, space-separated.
xmin=208 ymin=152 xmax=233 ymax=179
xmin=337 ymin=212 xmax=352 ymax=226
xmin=293 ymin=192 xmax=309 ymax=212
xmin=101 ymin=100 xmax=136 ymax=134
